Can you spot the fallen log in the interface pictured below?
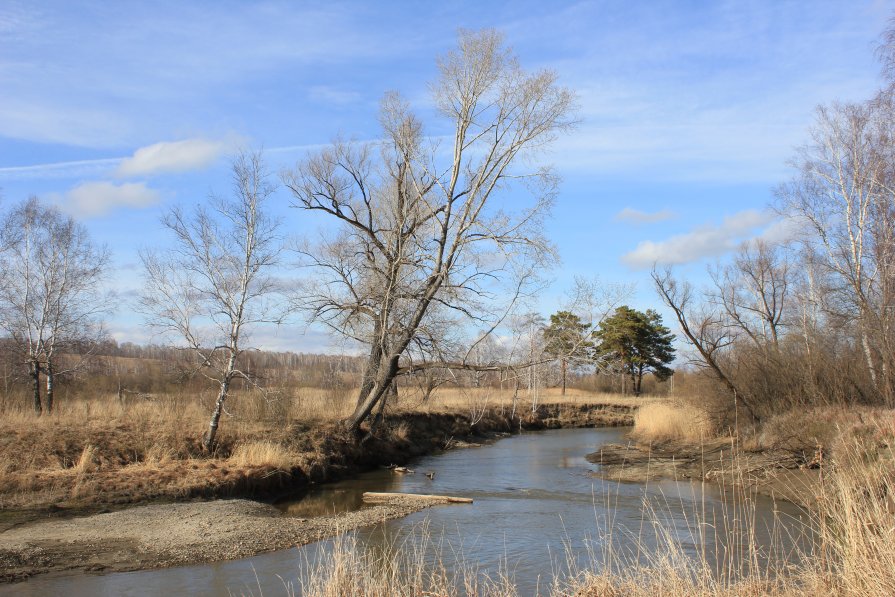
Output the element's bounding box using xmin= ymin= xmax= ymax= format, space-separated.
xmin=362 ymin=491 xmax=473 ymax=505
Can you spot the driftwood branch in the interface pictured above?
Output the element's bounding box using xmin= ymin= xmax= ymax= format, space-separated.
xmin=362 ymin=491 xmax=473 ymax=504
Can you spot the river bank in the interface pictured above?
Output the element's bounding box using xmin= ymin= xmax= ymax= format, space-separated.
xmin=587 ymin=438 xmax=822 ymax=507
xmin=0 ymin=498 xmax=440 ymax=583
xmin=0 ymin=400 xmax=634 ymax=583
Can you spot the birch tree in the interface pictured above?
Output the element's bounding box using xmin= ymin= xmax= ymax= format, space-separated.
xmin=0 ymin=197 xmax=110 ymax=414
xmin=141 ymin=152 xmax=286 ymax=450
xmin=777 ymin=99 xmax=895 ymax=403
xmin=283 ymin=29 xmax=575 ymax=434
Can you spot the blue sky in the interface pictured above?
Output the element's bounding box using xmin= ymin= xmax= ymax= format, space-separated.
xmin=0 ymin=1 xmax=889 ymax=351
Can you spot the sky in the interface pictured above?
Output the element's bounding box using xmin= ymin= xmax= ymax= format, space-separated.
xmin=0 ymin=0 xmax=890 ymax=353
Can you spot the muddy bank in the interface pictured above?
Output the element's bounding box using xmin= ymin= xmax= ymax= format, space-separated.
xmin=588 ymin=438 xmax=821 ymax=507
xmin=0 ymin=497 xmax=446 ymax=582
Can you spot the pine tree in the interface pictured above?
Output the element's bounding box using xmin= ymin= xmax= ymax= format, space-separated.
xmin=594 ymin=306 xmax=675 ymax=395
xmin=542 ymin=311 xmax=592 ymax=395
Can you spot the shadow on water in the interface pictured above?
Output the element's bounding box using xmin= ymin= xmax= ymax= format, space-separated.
xmin=1 ymin=427 xmax=812 ymax=596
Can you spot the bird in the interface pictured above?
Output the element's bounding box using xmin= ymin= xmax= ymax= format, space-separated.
xmin=425 ymin=471 xmax=436 ymax=480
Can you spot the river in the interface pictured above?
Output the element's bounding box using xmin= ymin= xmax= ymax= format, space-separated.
xmin=2 ymin=427 xmax=809 ymax=596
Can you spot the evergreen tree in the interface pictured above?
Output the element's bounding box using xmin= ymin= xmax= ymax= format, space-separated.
xmin=594 ymin=306 xmax=675 ymax=395
xmin=542 ymin=310 xmax=592 ymax=395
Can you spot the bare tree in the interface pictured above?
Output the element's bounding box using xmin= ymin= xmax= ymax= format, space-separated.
xmin=0 ymin=197 xmax=110 ymax=414
xmin=283 ymin=29 xmax=575 ymax=434
xmin=141 ymin=152 xmax=287 ymax=451
xmin=652 ymin=266 xmax=760 ymax=422
xmin=777 ymin=99 xmax=895 ymax=403
xmin=709 ymin=240 xmax=791 ymax=350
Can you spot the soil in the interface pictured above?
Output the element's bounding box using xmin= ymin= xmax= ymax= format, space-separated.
xmin=588 ymin=437 xmax=823 ymax=507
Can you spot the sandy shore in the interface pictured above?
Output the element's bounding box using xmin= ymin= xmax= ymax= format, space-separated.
xmin=0 ymin=497 xmax=437 ymax=582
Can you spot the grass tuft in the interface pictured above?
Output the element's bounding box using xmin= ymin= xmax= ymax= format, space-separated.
xmin=631 ymin=401 xmax=716 ymax=443
xmin=229 ymin=440 xmax=297 ymax=469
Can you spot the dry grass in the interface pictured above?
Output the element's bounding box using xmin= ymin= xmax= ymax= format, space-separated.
xmin=812 ymin=432 xmax=895 ymax=596
xmin=631 ymin=401 xmax=717 ymax=443
xmin=0 ymin=385 xmax=637 ymax=509
xmin=418 ymin=386 xmax=654 ymax=412
xmin=72 ymin=444 xmax=97 ymax=473
xmin=388 ymin=421 xmax=411 ymax=442
xmin=229 ymin=440 xmax=297 ymax=469
xmin=290 ymin=524 xmax=518 ymax=597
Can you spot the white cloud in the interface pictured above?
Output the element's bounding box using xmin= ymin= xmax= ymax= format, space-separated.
xmin=758 ymin=215 xmax=805 ymax=245
xmin=615 ymin=207 xmax=675 ymax=224
xmin=116 ymin=138 xmax=231 ymax=177
xmin=58 ymin=181 xmax=161 ymax=217
xmin=621 ymin=209 xmax=776 ymax=269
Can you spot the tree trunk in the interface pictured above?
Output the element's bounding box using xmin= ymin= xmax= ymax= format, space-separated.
xmin=347 ymin=355 xmax=399 ymax=433
xmin=45 ymin=359 xmax=54 ymax=414
xmin=561 ymin=358 xmax=567 ymax=396
xmin=860 ymin=327 xmax=879 ymax=387
xmin=29 ymin=359 xmax=41 ymax=415
xmin=356 ymin=321 xmax=383 ymax=408
xmin=204 ymin=376 xmax=231 ymax=452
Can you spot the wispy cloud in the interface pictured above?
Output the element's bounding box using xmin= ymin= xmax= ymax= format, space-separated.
xmin=116 ymin=138 xmax=233 ymax=177
xmin=55 ymin=181 xmax=162 ymax=217
xmin=0 ymin=140 xmax=328 ymax=183
xmin=0 ymin=99 xmax=132 ymax=148
xmin=308 ymin=85 xmax=362 ymax=105
xmin=615 ymin=207 xmax=675 ymax=224
xmin=621 ymin=209 xmax=777 ymax=269
xmin=0 ymin=157 xmax=121 ymax=180
xmin=507 ymin=2 xmax=883 ymax=183
xmin=0 ymin=3 xmax=417 ymax=148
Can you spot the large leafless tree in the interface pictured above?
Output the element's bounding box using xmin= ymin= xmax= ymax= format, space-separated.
xmin=141 ymin=152 xmax=287 ymax=450
xmin=283 ymin=29 xmax=576 ymax=434
xmin=0 ymin=197 xmax=110 ymax=414
xmin=651 ymin=266 xmax=760 ymax=421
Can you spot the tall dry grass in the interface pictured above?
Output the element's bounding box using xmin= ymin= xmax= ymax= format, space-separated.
xmin=811 ymin=435 xmax=895 ymax=596
xmin=229 ymin=440 xmax=298 ymax=469
xmin=631 ymin=401 xmax=717 ymax=443
xmin=282 ymin=524 xmax=518 ymax=597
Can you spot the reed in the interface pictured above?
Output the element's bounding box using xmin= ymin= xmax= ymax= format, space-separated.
xmin=631 ymin=401 xmax=717 ymax=443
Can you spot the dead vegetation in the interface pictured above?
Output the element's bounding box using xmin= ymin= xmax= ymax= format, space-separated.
xmin=0 ymin=386 xmax=637 ymax=515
